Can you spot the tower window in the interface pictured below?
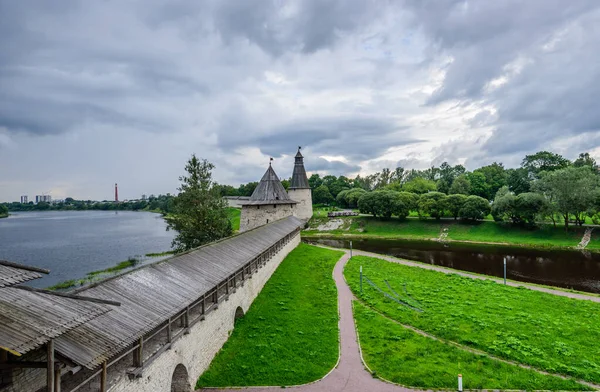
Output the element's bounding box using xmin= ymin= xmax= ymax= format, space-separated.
xmin=274 ymin=204 xmax=276 ymax=208
xmin=266 ymin=219 xmax=269 ymax=223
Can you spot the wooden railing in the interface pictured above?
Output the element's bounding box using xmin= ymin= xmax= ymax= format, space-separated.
xmin=66 ymin=228 xmax=300 ymax=392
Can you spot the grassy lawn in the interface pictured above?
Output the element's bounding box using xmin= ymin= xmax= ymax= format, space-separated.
xmin=345 ymin=256 xmax=600 ymax=383
xmin=196 ymin=244 xmax=344 ymax=387
xmin=226 ymin=207 xmax=241 ymax=231
xmin=354 ymin=302 xmax=587 ymax=390
xmin=304 ymin=216 xmax=599 ymax=250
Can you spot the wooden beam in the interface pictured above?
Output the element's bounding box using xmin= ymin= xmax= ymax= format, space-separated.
xmin=14 ymin=285 xmax=121 ymax=306
xmin=100 ymin=361 xmax=107 ymax=391
xmin=133 ymin=337 xmax=143 ymax=368
xmin=54 ymin=364 xmax=61 ymax=392
xmin=47 ymin=340 xmax=55 ymax=392
xmin=167 ymin=317 xmax=172 ymax=343
xmin=0 ymin=260 xmax=50 ymax=274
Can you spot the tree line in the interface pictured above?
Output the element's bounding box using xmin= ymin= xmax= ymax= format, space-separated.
xmin=224 ymin=150 xmax=600 ymax=229
xmin=3 ymin=194 xmax=176 ymax=214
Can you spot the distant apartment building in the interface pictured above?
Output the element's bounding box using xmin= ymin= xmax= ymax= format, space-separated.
xmin=35 ymin=195 xmax=52 ymax=203
xmin=20 ymin=195 xmax=28 ymax=204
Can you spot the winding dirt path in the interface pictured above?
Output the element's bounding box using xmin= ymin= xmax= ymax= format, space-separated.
xmin=197 ymin=252 xmax=417 ymax=391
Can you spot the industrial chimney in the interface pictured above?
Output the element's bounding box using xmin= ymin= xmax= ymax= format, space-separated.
xmin=115 ymin=183 xmax=119 ymax=202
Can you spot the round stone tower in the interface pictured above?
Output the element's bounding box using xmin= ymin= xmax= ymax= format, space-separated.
xmin=287 ymin=147 xmax=313 ymax=221
xmin=239 ymin=162 xmax=297 ymax=232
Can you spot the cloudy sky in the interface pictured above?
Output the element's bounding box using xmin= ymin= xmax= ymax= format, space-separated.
xmin=1 ymin=0 xmax=599 ymax=202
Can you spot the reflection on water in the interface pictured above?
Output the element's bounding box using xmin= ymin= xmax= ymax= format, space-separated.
xmin=306 ymin=238 xmax=600 ymax=293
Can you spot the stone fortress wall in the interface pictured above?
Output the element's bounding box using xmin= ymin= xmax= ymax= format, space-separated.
xmin=240 ymin=204 xmax=296 ymax=232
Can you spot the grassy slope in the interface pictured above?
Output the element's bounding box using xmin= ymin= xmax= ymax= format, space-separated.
xmin=345 ymin=256 xmax=600 ymax=383
xmin=227 ymin=207 xmax=241 ymax=231
xmin=196 ymin=244 xmax=344 ymax=387
xmin=305 ymin=216 xmax=599 ymax=250
xmin=354 ymin=302 xmax=587 ymax=390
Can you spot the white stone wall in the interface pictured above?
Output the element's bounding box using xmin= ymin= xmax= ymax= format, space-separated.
xmin=287 ymin=188 xmax=313 ymax=221
xmin=108 ymin=233 xmax=301 ymax=392
xmin=239 ymin=204 xmax=295 ymax=232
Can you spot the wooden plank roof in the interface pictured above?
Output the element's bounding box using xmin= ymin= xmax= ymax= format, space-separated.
xmin=289 ymin=148 xmax=310 ymax=189
xmin=242 ymin=164 xmax=297 ymax=206
xmin=0 ymin=260 xmax=49 ymax=288
xmin=55 ymin=216 xmax=303 ymax=369
xmin=0 ymin=287 xmax=112 ymax=356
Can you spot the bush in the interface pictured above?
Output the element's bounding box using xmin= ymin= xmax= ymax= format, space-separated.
xmin=444 ymin=194 xmax=468 ymax=220
xmin=417 ymin=192 xmax=447 ymax=219
xmin=459 ymin=195 xmax=491 ymax=221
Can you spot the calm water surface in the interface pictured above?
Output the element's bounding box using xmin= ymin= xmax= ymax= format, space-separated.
xmin=306 ymin=238 xmax=600 ymax=293
xmin=0 ymin=211 xmax=174 ymax=288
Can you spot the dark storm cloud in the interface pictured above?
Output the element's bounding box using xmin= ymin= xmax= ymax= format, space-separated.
xmin=217 ymin=114 xmax=419 ymax=162
xmin=404 ymin=0 xmax=600 ymax=157
xmin=212 ymin=0 xmax=383 ymax=56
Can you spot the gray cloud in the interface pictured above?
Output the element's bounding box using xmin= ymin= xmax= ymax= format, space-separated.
xmin=1 ymin=0 xmax=599 ymax=201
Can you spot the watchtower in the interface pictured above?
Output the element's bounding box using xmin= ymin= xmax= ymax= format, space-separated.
xmin=239 ymin=161 xmax=297 ymax=232
xmin=287 ymin=147 xmax=313 ymax=220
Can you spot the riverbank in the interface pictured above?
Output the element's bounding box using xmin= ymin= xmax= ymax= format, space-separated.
xmin=303 ymin=216 xmax=599 ymax=252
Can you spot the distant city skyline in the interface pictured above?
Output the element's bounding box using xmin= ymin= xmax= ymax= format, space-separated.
xmin=1 ymin=1 xmax=599 ymax=202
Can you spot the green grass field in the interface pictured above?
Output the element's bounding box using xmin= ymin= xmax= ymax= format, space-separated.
xmin=305 ymin=216 xmax=599 ymax=250
xmin=345 ymin=256 xmax=600 ymax=383
xmin=226 ymin=207 xmax=241 ymax=231
xmin=196 ymin=244 xmax=344 ymax=387
xmin=354 ymin=302 xmax=587 ymax=390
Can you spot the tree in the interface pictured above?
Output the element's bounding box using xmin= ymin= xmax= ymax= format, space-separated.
xmin=574 ymin=152 xmax=599 ymax=172
xmin=168 ymin=155 xmax=232 ymax=252
xmin=403 ymin=177 xmax=436 ymax=194
xmin=0 ymin=204 xmax=8 ymax=217
xmin=466 ymin=171 xmax=489 ymax=199
xmin=506 ymin=168 xmax=531 ymax=194
xmin=436 ymin=162 xmax=466 ymax=194
xmin=357 ymin=191 xmax=408 ymax=219
xmin=534 ymin=166 xmax=599 ymax=230
xmin=397 ymin=192 xmax=420 ymax=212
xmin=336 ymin=189 xmax=351 ymax=207
xmin=445 ymin=194 xmax=468 ymax=220
xmin=344 ymin=188 xmax=367 ymax=208
xmin=449 ymin=174 xmax=471 ymax=195
xmin=474 ymin=162 xmax=507 ymax=200
xmin=522 ymin=151 xmax=570 ymax=179
xmin=459 ymin=196 xmax=491 ymax=221
xmin=418 ymin=192 xmax=447 ymax=219
xmin=308 ymin=174 xmax=323 ymax=189
xmin=313 ymin=185 xmax=334 ymax=205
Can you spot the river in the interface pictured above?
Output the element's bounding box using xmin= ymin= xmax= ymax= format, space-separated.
xmin=0 ymin=211 xmax=175 ymax=288
xmin=306 ymin=238 xmax=600 ymax=293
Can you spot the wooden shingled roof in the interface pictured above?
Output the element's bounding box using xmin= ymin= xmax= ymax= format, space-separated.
xmin=55 ymin=216 xmax=303 ymax=369
xmin=289 ymin=148 xmax=310 ymax=189
xmin=0 ymin=260 xmax=49 ymax=288
xmin=0 ymin=287 xmax=112 ymax=356
xmin=242 ymin=164 xmax=297 ymax=206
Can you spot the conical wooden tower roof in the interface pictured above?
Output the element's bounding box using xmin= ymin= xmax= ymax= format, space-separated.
xmin=242 ymin=163 xmax=297 ymax=206
xmin=290 ymin=147 xmax=310 ymax=189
